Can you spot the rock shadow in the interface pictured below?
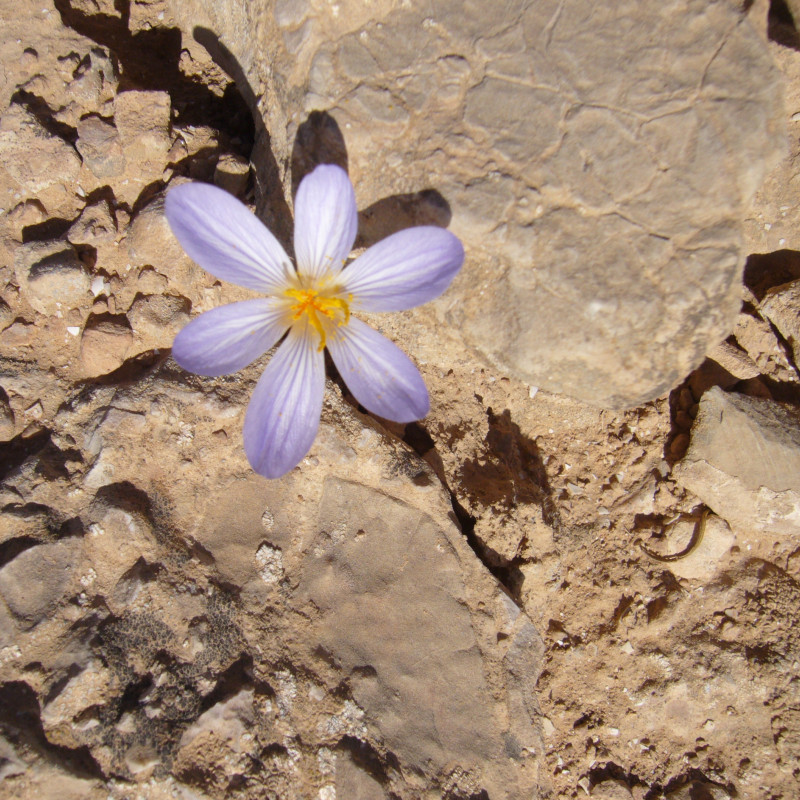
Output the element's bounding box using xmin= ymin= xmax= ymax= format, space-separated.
xmin=743 ymin=248 xmax=800 ymax=301
xmin=665 ymin=247 xmax=800 ymax=464
xmin=0 ymin=680 xmax=104 ymax=780
xmin=769 ymin=0 xmax=800 ymax=51
xmin=458 ymin=408 xmax=558 ymax=526
xmin=192 ymin=27 xmax=293 ymax=249
xmin=290 ymin=110 xmax=349 ymax=195
xmin=41 ymin=3 xmax=258 ymax=233
xmin=289 ymin=109 xmax=453 ymax=246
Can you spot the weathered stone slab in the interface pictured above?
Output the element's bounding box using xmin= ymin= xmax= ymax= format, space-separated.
xmin=301 ymin=477 xmax=537 ymax=798
xmin=0 ymin=538 xmax=83 ymax=630
xmin=675 ymin=387 xmax=800 ymax=537
xmin=168 ymin=0 xmax=784 ymax=407
xmin=760 ymin=279 xmax=800 ymax=367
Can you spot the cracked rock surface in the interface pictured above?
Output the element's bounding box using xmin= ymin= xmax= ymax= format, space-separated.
xmin=2 ymin=0 xmax=800 ymax=799
xmin=173 ymin=0 xmax=784 ymax=407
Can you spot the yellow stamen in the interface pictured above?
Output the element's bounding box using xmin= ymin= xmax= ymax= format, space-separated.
xmin=284 ymin=286 xmax=351 ymax=350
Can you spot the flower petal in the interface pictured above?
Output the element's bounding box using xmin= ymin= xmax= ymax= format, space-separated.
xmin=243 ymin=321 xmax=325 ymax=479
xmin=293 ymin=164 xmax=358 ymax=280
xmin=340 ymin=226 xmax=464 ymax=312
xmin=328 ymin=318 xmax=429 ymax=422
xmin=172 ymin=299 xmax=288 ymax=377
xmin=165 ymin=182 xmax=292 ymax=293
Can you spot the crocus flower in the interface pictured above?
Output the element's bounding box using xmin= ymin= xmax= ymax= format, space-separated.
xmin=164 ymin=164 xmax=464 ymax=479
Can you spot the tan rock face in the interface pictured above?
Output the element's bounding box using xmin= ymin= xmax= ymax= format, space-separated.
xmin=675 ymin=386 xmax=800 ymax=536
xmin=0 ymin=538 xmax=83 ymax=630
xmin=79 ymin=313 xmax=134 ymax=376
xmin=301 ymin=478 xmax=539 ymax=796
xmin=760 ymin=278 xmax=800 ymax=365
xmin=13 ymin=241 xmax=91 ymax=316
xmin=75 ymin=116 xmax=126 ymax=179
xmin=0 ymin=106 xmax=82 ymax=196
xmin=172 ymin=0 xmax=784 ymax=408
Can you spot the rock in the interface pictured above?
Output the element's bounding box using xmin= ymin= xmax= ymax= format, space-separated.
xmin=2 ymin=766 xmax=106 ymax=800
xmin=178 ymin=688 xmax=255 ymax=752
xmin=785 ymin=0 xmax=800 ymax=27
xmin=114 ymin=90 xmax=172 ymax=196
xmin=214 ymin=152 xmax=250 ymax=197
xmin=299 ymin=477 xmax=539 ymax=798
xmin=127 ymin=292 xmax=191 ymax=349
xmin=254 ymin=542 xmax=283 ymax=585
xmin=674 ymin=387 xmax=800 ymax=537
xmin=41 ymin=661 xmax=116 ymax=732
xmin=733 ymin=310 xmax=796 ymax=382
xmin=0 ymin=391 xmax=14 ymax=440
xmin=335 ymin=751 xmax=387 ymax=800
xmin=0 ymin=104 xmax=81 ymax=195
xmin=69 ymin=0 xmax=123 ymax=18
xmin=666 ymin=779 xmax=732 ymax=800
xmin=75 ymin=115 xmax=126 ymax=178
xmin=0 ymin=298 xmax=12 ymax=331
xmin=176 ymin=387 xmax=544 ymax=798
xmin=63 ymin=47 xmax=118 ymax=122
xmin=170 ymin=0 xmax=784 ymax=408
xmin=760 ymin=279 xmax=800 ymax=367
xmin=0 ymin=734 xmax=26 ymax=780
xmin=13 ymin=241 xmax=91 ymax=316
xmin=129 ymin=0 xmax=175 ymax=33
xmin=127 ymin=194 xmax=189 ymax=270
xmin=79 ymin=313 xmax=134 ymax=376
xmin=707 ymin=340 xmax=761 ymax=380
xmin=114 ymin=90 xmax=171 ymax=153
xmin=67 ymin=198 xmax=117 ymax=245
xmin=0 ymin=538 xmax=83 ymax=629
xmin=83 ymin=497 xmax=158 ymax=601
xmin=643 ymin=513 xmax=737 ymax=583
xmin=590 ymin=779 xmax=634 ymax=800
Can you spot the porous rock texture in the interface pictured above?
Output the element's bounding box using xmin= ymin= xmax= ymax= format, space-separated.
xmin=169 ymin=0 xmax=785 ymax=408
xmin=2 ymin=0 xmax=800 ymax=799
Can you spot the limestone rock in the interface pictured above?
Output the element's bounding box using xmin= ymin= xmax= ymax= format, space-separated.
xmin=760 ymin=279 xmax=800 ymax=367
xmin=674 ymin=387 xmax=800 ymax=537
xmin=299 ymin=477 xmax=539 ymax=799
xmin=708 ymin=341 xmax=761 ymax=381
xmin=335 ymin=751 xmax=387 ymax=800
xmin=214 ymin=153 xmax=250 ymax=197
xmin=75 ymin=115 xmax=126 ymax=179
xmin=13 ymin=241 xmax=91 ymax=316
xmin=69 ymin=0 xmax=123 ymax=18
xmin=785 ymin=0 xmax=800 ymax=27
xmin=114 ymin=90 xmax=172 ymax=196
xmin=14 ymin=370 xmax=545 ymax=797
xmin=67 ymin=198 xmax=117 ymax=245
xmin=127 ymin=292 xmax=191 ymax=350
xmin=79 ymin=313 xmax=134 ymax=376
xmin=733 ymin=310 xmax=797 ymax=382
xmin=644 ymin=513 xmax=738 ymax=583
xmin=0 ymin=734 xmax=26 ymax=780
xmin=0 ymin=105 xmax=81 ymax=196
xmin=0 ymin=392 xmax=14 ymax=440
xmin=590 ymin=779 xmax=634 ymax=800
xmin=178 ymin=688 xmax=255 ymax=753
xmin=169 ymin=0 xmax=785 ymax=407
xmin=41 ymin=661 xmax=117 ymax=732
xmin=128 ymin=194 xmax=192 ymax=273
xmin=61 ymin=47 xmax=118 ymax=125
xmin=0 ymin=538 xmax=83 ymax=629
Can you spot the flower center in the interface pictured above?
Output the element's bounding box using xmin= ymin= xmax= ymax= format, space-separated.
xmin=284 ymin=285 xmax=351 ymax=350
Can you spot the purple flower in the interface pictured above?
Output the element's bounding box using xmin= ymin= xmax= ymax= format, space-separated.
xmin=165 ymin=164 xmax=464 ymax=479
